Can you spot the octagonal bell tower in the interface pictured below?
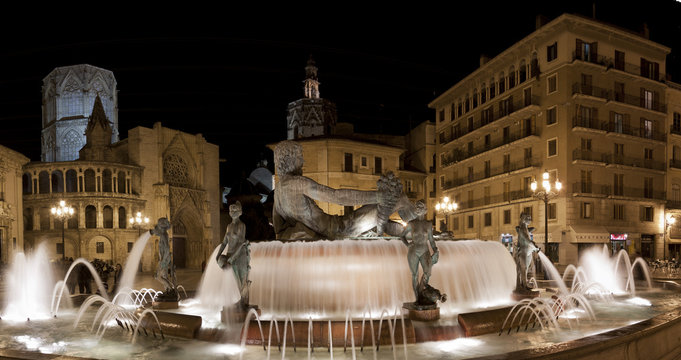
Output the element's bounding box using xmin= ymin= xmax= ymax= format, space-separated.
xmin=41 ymin=64 xmax=118 ymax=162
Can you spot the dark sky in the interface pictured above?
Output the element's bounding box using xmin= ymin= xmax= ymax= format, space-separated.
xmin=1 ymin=2 xmax=680 ymax=186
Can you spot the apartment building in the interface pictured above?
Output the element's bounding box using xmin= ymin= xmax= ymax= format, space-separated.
xmin=430 ymin=14 xmax=671 ymax=265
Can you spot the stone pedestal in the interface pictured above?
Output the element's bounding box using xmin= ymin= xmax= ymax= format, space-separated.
xmin=511 ymin=289 xmax=540 ymax=301
xmin=152 ymin=300 xmax=179 ymax=309
xmin=403 ymin=302 xmax=440 ymax=321
xmin=221 ymin=304 xmax=261 ymax=324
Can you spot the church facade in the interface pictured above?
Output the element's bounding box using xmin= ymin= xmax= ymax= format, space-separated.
xmin=21 ymin=65 xmax=220 ymax=270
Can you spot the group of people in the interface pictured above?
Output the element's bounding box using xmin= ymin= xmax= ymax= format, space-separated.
xmin=60 ymin=258 xmax=123 ymax=296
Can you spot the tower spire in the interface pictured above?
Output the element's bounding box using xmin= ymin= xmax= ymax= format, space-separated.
xmin=304 ymin=55 xmax=320 ymax=99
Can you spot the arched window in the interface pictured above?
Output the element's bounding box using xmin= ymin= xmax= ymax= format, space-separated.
xmin=531 ymin=52 xmax=539 ymax=78
xmin=464 ymin=95 xmax=470 ymax=113
xmin=39 ymin=171 xmax=50 ymax=194
xmin=102 ymin=169 xmax=112 ymax=192
xmin=489 ymin=77 xmax=496 ymax=99
xmin=117 ymin=171 xmax=126 ymax=194
xmin=480 ymin=83 xmax=486 ymax=104
xmin=66 ymin=170 xmax=78 ymax=192
xmin=24 ymin=208 xmax=33 ymax=230
xmin=85 ymin=205 xmax=97 ymax=228
xmin=68 ymin=208 xmax=78 ymax=229
xmin=508 ymin=65 xmax=516 ymax=88
xmin=163 ymin=154 xmax=191 ymax=188
xmin=118 ymin=207 xmax=127 ymax=229
xmin=84 ymin=169 xmax=96 ymax=192
xmin=498 ymin=72 xmax=506 ymax=93
xmin=103 ymin=206 xmax=113 ymax=228
xmin=472 ymin=89 xmax=478 ymax=109
xmin=519 ymin=60 xmax=527 ymax=83
xmin=39 ymin=207 xmax=51 ymax=230
xmin=51 ymin=170 xmax=63 ymax=193
xmin=22 ymin=173 xmax=32 ymax=195
xmin=61 ymin=129 xmax=83 ymax=161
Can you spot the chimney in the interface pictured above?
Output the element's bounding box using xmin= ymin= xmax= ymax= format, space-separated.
xmin=480 ymin=55 xmax=490 ymax=67
xmin=536 ymin=15 xmax=549 ymax=30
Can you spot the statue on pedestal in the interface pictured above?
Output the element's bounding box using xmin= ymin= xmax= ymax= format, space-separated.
xmin=514 ymin=213 xmax=540 ymax=295
xmin=217 ymin=201 xmax=251 ymax=309
xmin=401 ymin=201 xmax=446 ymax=319
xmin=150 ymin=217 xmax=178 ymax=302
xmin=272 ymin=140 xmax=421 ymax=240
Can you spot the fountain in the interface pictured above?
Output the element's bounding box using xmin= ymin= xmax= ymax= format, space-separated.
xmin=2 ymin=141 xmax=681 ymax=359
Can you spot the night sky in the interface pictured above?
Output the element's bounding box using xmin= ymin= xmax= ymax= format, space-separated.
xmin=1 ymin=2 xmax=680 ymax=186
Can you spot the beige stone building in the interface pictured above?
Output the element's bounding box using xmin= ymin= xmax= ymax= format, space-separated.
xmin=22 ymin=65 xmax=221 ymax=271
xmin=0 ymin=145 xmax=30 ymax=264
xmin=430 ymin=14 xmax=671 ymax=265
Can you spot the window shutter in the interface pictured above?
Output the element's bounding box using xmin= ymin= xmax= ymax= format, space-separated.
xmin=575 ymin=39 xmax=583 ymax=59
xmin=591 ymin=42 xmax=598 ymax=60
xmin=654 ymin=63 xmax=660 ymax=81
xmin=654 ymin=91 xmax=659 ymax=109
xmin=639 ymin=206 xmax=644 ymax=221
xmin=624 ymin=114 xmax=631 ymax=128
xmin=640 ymin=88 xmax=645 ymax=107
xmin=641 ymin=58 xmax=648 ymax=77
xmin=592 ymin=108 xmax=598 ymax=124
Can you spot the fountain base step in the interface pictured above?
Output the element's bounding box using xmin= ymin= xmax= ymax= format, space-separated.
xmin=221 ymin=305 xmax=261 ymax=323
xmin=242 ymin=319 xmax=416 ymax=347
xmin=135 ymin=310 xmax=202 ymax=339
xmin=458 ymin=306 xmax=514 ymax=337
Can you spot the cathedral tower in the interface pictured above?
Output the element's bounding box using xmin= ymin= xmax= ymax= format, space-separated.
xmin=286 ymin=57 xmax=337 ymax=139
xmin=41 ymin=64 xmax=118 ymax=161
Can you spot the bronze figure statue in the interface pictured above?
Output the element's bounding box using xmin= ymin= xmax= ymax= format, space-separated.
xmin=514 ymin=213 xmax=540 ymax=293
xmin=401 ymin=201 xmax=447 ymax=307
xmin=150 ymin=217 xmax=178 ymax=301
xmin=272 ymin=140 xmax=421 ymax=240
xmin=217 ymin=201 xmax=251 ymax=308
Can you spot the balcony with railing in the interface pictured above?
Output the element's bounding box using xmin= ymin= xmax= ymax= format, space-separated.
xmin=439 ymin=95 xmax=540 ymax=146
xmin=572 ymin=51 xmax=666 ymax=82
xmin=572 ymin=149 xmax=608 ymax=163
xmin=573 ymin=182 xmax=665 ymax=200
xmin=670 ymin=159 xmax=681 ymax=170
xmin=456 ymin=190 xmax=532 ymax=211
xmin=572 ymin=148 xmax=665 ymax=171
xmin=571 ymin=83 xmax=667 ymax=113
xmin=671 ymin=125 xmax=681 ymax=137
xmin=441 ymin=126 xmax=538 ymax=167
xmin=608 ymin=154 xmax=665 ymax=171
xmin=443 ymin=157 xmax=539 ymax=190
xmin=571 ymin=115 xmax=665 ymax=142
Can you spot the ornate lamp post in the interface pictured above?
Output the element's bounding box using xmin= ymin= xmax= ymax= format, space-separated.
xmin=51 ymin=200 xmax=74 ymax=261
xmin=129 ymin=211 xmax=150 ymax=237
xmin=665 ymin=214 xmax=676 ymax=260
xmin=530 ymin=170 xmax=562 ymax=262
xmin=435 ymin=196 xmax=458 ymax=232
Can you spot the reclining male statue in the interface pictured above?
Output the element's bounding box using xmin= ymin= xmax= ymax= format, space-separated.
xmin=273 ymin=140 xmax=421 ymax=240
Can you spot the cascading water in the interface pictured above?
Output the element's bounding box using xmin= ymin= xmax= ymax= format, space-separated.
xmin=115 ymin=231 xmax=152 ymax=305
xmin=3 ymin=243 xmax=55 ymax=321
xmin=197 ymin=239 xmax=516 ymax=318
xmin=575 ymin=245 xmax=652 ymax=296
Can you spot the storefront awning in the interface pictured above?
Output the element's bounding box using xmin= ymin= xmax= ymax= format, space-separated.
xmin=569 ymin=224 xmax=610 ymax=243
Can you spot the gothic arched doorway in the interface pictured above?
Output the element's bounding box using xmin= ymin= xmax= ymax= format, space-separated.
xmin=172 ymin=221 xmax=186 ymax=268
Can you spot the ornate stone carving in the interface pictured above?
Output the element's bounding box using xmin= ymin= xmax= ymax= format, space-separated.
xmin=163 ymin=153 xmax=191 ymax=188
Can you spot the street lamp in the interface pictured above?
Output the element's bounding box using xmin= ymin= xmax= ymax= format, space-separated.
xmin=435 ymin=196 xmax=458 ymax=232
xmin=129 ymin=211 xmax=150 ymax=237
xmin=530 ymin=170 xmax=562 ymax=263
xmin=51 ymin=200 xmax=74 ymax=261
xmin=665 ymin=214 xmax=676 ymax=260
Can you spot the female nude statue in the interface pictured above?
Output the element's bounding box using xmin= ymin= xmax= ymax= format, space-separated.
xmin=150 ymin=217 xmax=177 ymax=298
xmin=400 ymin=201 xmax=441 ymax=303
xmin=217 ymin=201 xmax=250 ymax=306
